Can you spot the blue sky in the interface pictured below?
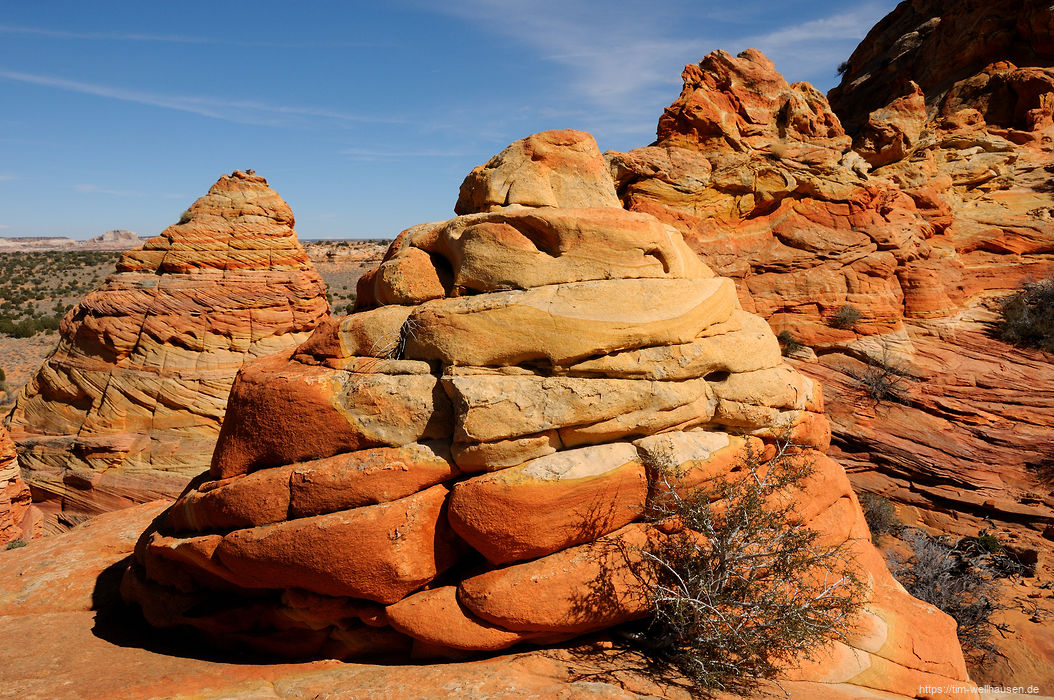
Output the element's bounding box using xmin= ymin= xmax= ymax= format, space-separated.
xmin=0 ymin=0 xmax=898 ymax=240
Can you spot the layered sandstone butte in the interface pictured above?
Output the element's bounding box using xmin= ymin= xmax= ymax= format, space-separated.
xmin=122 ymin=132 xmax=973 ymax=697
xmin=5 ymin=171 xmax=329 ymax=528
xmin=0 ymin=425 xmax=35 ymax=544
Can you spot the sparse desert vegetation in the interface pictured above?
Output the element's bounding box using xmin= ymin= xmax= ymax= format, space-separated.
xmin=617 ymin=440 xmax=864 ymax=696
xmin=996 ymin=278 xmax=1054 ymax=353
xmin=828 ymin=304 xmax=863 ymax=330
xmin=859 ymin=492 xmax=900 ymax=542
xmin=846 ymin=347 xmax=912 ymax=405
xmin=776 ymin=329 xmax=804 ymax=356
xmin=0 ymin=251 xmax=120 ymax=337
xmin=304 ymin=239 xmax=388 ymax=314
xmin=891 ymin=528 xmax=1027 ymax=663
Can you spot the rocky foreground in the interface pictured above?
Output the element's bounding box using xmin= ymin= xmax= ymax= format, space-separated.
xmin=6 ymin=171 xmax=330 ymax=530
xmin=0 ymin=503 xmax=880 ymax=700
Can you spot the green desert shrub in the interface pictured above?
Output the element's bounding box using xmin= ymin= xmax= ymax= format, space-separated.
xmin=777 ymin=330 xmax=804 ymax=356
xmin=859 ymin=492 xmax=899 ymax=541
xmin=618 ymin=439 xmax=864 ymax=696
xmin=892 ymin=528 xmax=1023 ymax=662
xmin=829 ymin=304 xmax=863 ymax=330
xmin=5 ymin=539 xmax=26 ymax=550
xmin=996 ymin=278 xmax=1054 ymax=352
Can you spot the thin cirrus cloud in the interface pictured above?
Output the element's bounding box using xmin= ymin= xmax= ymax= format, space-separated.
xmin=0 ymin=68 xmax=403 ymax=128
xmin=73 ymin=183 xmax=145 ymax=197
xmin=733 ymin=2 xmax=892 ymax=78
xmin=338 ymin=147 xmax=477 ymax=161
xmin=0 ymin=23 xmax=386 ymax=49
xmin=426 ymin=0 xmax=894 ymax=141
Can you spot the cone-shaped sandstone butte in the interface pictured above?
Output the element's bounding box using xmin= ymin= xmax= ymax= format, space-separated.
xmin=6 ymin=170 xmax=329 ymax=527
xmin=122 ymin=132 xmax=974 ymax=696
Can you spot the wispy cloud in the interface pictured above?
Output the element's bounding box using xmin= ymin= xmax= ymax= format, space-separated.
xmin=74 ymin=183 xmax=145 ymax=197
xmin=0 ymin=174 xmax=16 ymax=182
xmin=424 ymin=0 xmax=897 ymax=145
xmin=733 ymin=2 xmax=892 ymax=83
xmin=0 ymin=224 xmax=10 ymax=230
xmin=0 ymin=23 xmax=386 ymax=49
xmin=339 ymin=147 xmax=474 ymax=161
xmin=428 ymin=1 xmax=706 ymax=127
xmin=0 ymin=69 xmax=404 ymax=128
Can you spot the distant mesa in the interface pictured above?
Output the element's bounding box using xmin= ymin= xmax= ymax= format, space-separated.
xmin=5 ymin=170 xmax=330 ymax=530
xmin=93 ymin=229 xmax=142 ymax=245
xmin=0 ymin=229 xmax=146 ymax=252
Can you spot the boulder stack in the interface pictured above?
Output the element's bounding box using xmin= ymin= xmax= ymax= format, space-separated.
xmin=122 ymin=132 xmax=973 ymax=697
xmin=6 ymin=171 xmax=329 ymax=526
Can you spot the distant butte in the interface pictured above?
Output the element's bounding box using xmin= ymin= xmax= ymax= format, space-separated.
xmin=5 ymin=170 xmax=330 ymax=530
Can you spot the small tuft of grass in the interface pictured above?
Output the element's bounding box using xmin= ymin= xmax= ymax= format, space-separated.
xmin=5 ymin=539 xmax=26 ymax=550
xmin=972 ymin=530 xmax=1003 ymax=554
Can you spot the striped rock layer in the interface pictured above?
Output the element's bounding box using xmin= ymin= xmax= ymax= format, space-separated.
xmin=6 ymin=171 xmax=329 ymax=527
xmin=0 ymin=425 xmax=35 ymax=544
xmin=123 ymin=132 xmax=973 ymax=698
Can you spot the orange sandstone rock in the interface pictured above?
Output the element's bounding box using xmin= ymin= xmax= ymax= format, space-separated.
xmin=5 ymin=171 xmax=329 ymax=527
xmin=119 ymin=132 xmax=974 ymax=699
xmin=0 ymin=425 xmax=37 ymax=544
xmin=447 ymin=443 xmax=647 ymax=564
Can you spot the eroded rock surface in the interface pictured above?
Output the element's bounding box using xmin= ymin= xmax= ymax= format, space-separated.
xmin=607 ymin=48 xmax=931 ymax=345
xmin=0 ymin=425 xmax=36 ymax=544
xmin=606 ymin=36 xmax=1054 ymax=531
xmin=604 ymin=7 xmax=1053 ymax=685
xmin=122 ymin=132 xmax=973 ymax=698
xmin=828 ymin=0 xmax=1054 ymax=135
xmin=5 ymin=171 xmax=329 ymax=529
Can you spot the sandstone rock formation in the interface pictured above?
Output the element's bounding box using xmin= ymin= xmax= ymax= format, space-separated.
xmin=607 ymin=48 xmax=932 ymax=346
xmin=605 ymin=7 xmax=1053 ymax=686
xmin=5 ymin=171 xmax=329 ymax=529
xmin=0 ymin=425 xmax=36 ymax=544
xmin=605 ymin=40 xmax=1054 ymax=535
xmin=828 ymin=0 xmax=1054 ymax=135
xmin=122 ymin=132 xmax=973 ymax=697
xmin=0 ymin=501 xmax=718 ymax=699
